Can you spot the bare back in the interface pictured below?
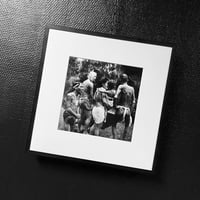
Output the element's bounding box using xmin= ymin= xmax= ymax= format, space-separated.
xmin=115 ymin=83 xmax=135 ymax=108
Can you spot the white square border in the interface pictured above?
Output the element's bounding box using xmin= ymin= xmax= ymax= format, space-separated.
xmin=29 ymin=28 xmax=172 ymax=171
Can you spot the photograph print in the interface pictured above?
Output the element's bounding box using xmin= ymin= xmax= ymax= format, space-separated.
xmin=58 ymin=56 xmax=143 ymax=142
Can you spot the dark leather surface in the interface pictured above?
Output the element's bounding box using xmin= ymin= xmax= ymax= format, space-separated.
xmin=0 ymin=0 xmax=200 ymax=199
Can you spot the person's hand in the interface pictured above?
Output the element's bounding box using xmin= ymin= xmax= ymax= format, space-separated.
xmin=99 ymin=88 xmax=105 ymax=92
xmin=76 ymin=114 xmax=81 ymax=119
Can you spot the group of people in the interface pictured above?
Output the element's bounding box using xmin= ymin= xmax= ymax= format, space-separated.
xmin=58 ymin=69 xmax=136 ymax=140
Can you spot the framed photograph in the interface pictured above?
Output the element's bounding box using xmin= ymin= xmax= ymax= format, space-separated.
xmin=28 ymin=25 xmax=172 ymax=171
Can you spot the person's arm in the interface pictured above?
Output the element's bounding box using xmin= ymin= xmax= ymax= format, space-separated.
xmin=132 ymin=87 xmax=136 ymax=104
xmin=86 ymin=81 xmax=94 ymax=100
xmin=99 ymin=90 xmax=115 ymax=97
xmin=104 ymin=90 xmax=112 ymax=96
xmin=66 ymin=107 xmax=80 ymax=119
xmin=113 ymin=85 xmax=122 ymax=108
xmin=114 ymin=85 xmax=122 ymax=98
xmin=65 ymin=95 xmax=80 ymax=119
xmin=90 ymin=82 xmax=94 ymax=97
xmin=131 ymin=88 xmax=136 ymax=112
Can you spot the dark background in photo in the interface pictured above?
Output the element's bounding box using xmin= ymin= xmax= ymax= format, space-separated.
xmin=58 ymin=56 xmax=142 ymax=141
xmin=0 ymin=1 xmax=200 ymax=200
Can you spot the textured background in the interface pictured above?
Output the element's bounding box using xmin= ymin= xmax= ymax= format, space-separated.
xmin=0 ymin=0 xmax=200 ymax=199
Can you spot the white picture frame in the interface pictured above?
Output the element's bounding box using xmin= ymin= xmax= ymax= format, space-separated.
xmin=28 ymin=25 xmax=172 ymax=172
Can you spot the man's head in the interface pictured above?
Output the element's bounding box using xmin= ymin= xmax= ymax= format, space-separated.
xmin=107 ymin=80 xmax=115 ymax=90
xmin=100 ymin=77 xmax=108 ymax=89
xmin=73 ymin=84 xmax=82 ymax=96
xmin=88 ymin=71 xmax=97 ymax=82
xmin=121 ymin=73 xmax=128 ymax=84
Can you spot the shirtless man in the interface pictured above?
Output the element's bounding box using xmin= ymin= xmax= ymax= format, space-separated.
xmin=82 ymin=71 xmax=96 ymax=100
xmin=62 ymin=88 xmax=81 ymax=132
xmin=78 ymin=71 xmax=97 ymax=134
xmin=115 ymin=74 xmax=136 ymax=111
xmin=114 ymin=74 xmax=136 ymax=140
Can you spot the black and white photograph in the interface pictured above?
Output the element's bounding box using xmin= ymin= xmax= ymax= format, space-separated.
xmin=58 ymin=57 xmax=143 ymax=142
